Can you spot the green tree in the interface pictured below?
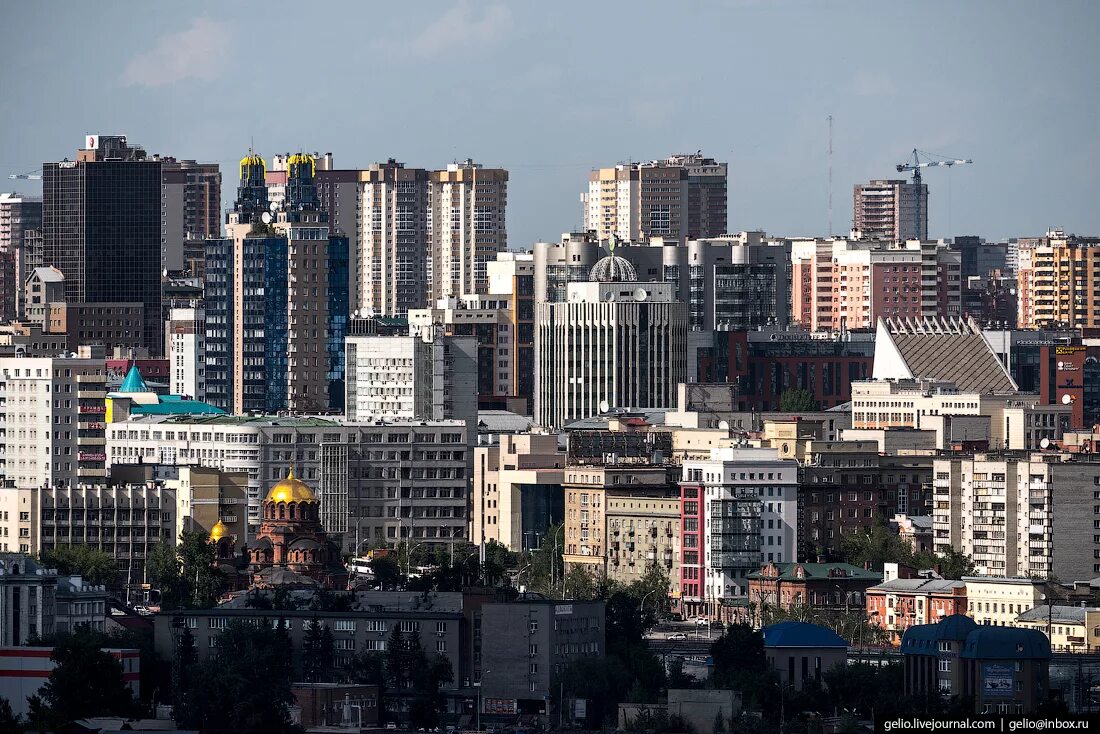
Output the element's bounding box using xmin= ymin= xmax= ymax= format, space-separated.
xmin=0 ymin=697 xmax=21 ymax=734
xmin=302 ymin=618 xmax=336 ymax=682
xmin=934 ymin=547 xmax=977 ymax=580
xmin=564 ymin=564 xmax=603 ymax=601
xmin=175 ymin=620 xmax=301 ymax=734
xmin=39 ymin=544 xmax=118 ymax=586
xmin=178 ymin=530 xmax=224 ymax=608
xmin=525 ymin=524 xmax=564 ymax=596
xmin=839 ymin=525 xmax=913 ymax=570
xmin=709 ymin=624 xmax=773 ymax=709
xmin=779 ymin=389 xmax=820 ymax=412
xmin=26 ymin=631 xmax=135 ymax=730
xmin=370 ymin=555 xmax=402 ymax=591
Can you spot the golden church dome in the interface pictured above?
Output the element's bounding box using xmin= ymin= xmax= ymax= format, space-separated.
xmin=209 ymin=520 xmax=229 ymax=541
xmin=265 ymin=468 xmax=318 ymax=504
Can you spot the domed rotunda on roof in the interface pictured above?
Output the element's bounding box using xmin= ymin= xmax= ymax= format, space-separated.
xmin=589 ymin=252 xmax=638 ymax=282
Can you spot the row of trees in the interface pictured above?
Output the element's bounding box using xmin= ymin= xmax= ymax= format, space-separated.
xmin=839 ymin=525 xmax=976 ymax=578
xmin=170 ymin=619 xmax=452 ymax=733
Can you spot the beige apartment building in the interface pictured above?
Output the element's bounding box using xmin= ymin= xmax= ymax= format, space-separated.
xmin=1016 ymin=229 xmax=1100 ymax=328
xmin=357 ymin=160 xmax=432 ymax=316
xmin=790 ymin=238 xmax=961 ymax=331
xmin=429 ymin=160 xmax=508 ymax=300
xmin=562 ymin=465 xmax=679 ymax=592
xmin=932 ymin=454 xmax=1100 ymax=580
xmin=583 ymin=154 xmax=727 ymax=243
xmin=0 ymin=349 xmax=108 ymax=491
xmin=472 ymin=434 xmax=564 ymax=551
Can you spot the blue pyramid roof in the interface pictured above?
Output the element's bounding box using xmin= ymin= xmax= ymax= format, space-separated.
xmin=118 ymin=365 xmax=150 ymax=393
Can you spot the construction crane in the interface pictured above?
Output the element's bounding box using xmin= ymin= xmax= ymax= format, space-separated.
xmin=896 ymin=149 xmax=971 ymax=238
xmin=8 ymin=169 xmax=41 ymax=181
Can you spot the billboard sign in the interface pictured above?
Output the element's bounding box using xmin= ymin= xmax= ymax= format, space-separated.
xmin=981 ymin=663 xmax=1015 ymax=699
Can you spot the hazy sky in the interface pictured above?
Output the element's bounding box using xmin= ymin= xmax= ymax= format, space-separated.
xmin=2 ymin=1 xmax=1097 ymax=245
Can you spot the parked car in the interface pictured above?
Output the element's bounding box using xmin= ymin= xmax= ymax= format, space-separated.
xmin=385 ymin=723 xmax=398 ymax=730
xmin=694 ymin=617 xmax=710 ymax=626
xmin=133 ymin=606 xmax=152 ymax=616
xmin=668 ymin=632 xmax=688 ymax=640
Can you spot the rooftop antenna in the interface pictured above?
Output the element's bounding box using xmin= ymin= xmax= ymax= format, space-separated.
xmin=827 ymin=114 xmax=833 ymax=236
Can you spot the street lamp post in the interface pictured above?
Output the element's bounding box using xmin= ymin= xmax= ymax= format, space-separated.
xmin=640 ymin=589 xmax=657 ymax=627
xmin=477 ymin=669 xmax=492 ymax=732
xmin=1041 ymin=593 xmax=1056 ymax=651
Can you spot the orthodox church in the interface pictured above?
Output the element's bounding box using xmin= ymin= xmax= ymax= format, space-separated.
xmin=213 ymin=469 xmax=347 ymax=590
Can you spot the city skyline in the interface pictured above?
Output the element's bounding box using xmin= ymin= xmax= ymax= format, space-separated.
xmin=2 ymin=1 xmax=1099 ymax=247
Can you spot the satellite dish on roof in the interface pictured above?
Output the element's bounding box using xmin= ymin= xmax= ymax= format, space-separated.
xmin=1040 ymin=438 xmax=1051 ymax=449
xmin=719 ymin=420 xmax=730 ymax=430
xmin=599 ymin=400 xmax=610 ymax=414
xmin=269 ymin=200 xmax=279 ymax=212
xmin=261 ymin=211 xmax=272 ymax=224
xmin=633 ymin=287 xmax=648 ymax=302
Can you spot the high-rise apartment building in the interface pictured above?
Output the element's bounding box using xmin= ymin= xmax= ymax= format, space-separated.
xmin=0 ymin=193 xmax=41 ymax=255
xmin=0 ymin=349 xmax=107 ymax=490
xmin=166 ymin=307 xmax=205 ymax=401
xmin=853 ymin=179 xmax=928 ymax=241
xmin=535 ymin=259 xmax=688 ymax=430
xmin=1015 ymin=229 xmax=1100 ymax=329
xmin=679 ymin=447 xmax=798 ymax=621
xmin=931 ymin=454 xmax=1100 ymax=580
xmin=583 ymin=154 xmax=727 ymax=242
xmin=356 ymin=160 xmax=431 ymax=317
xmin=0 ymin=193 xmax=42 ymax=319
xmin=205 ymin=152 xmax=348 ymax=414
xmin=429 ymin=160 xmax=508 ymax=300
xmin=268 ymin=153 xmax=359 ymax=308
xmin=791 ymin=238 xmax=961 ymax=331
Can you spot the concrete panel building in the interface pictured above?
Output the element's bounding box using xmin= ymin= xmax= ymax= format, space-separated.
xmin=0 ymin=349 xmax=108 ymax=491
xmin=931 ymin=453 xmax=1100 ymax=580
xmin=344 ymin=328 xmax=478 ymax=430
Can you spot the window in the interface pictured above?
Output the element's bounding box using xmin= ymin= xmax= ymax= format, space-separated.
xmin=400 ymin=621 xmax=420 ymax=633
xmin=436 ymin=640 xmax=447 ymax=653
xmin=334 ymin=620 xmax=356 ymax=632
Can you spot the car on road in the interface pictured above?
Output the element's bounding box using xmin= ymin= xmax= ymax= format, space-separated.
xmin=385 ymin=723 xmax=398 ymax=730
xmin=668 ymin=632 xmax=688 ymax=640
xmin=693 ymin=617 xmax=710 ymax=626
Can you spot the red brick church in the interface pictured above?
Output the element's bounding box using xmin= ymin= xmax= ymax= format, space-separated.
xmin=214 ymin=469 xmax=347 ymax=590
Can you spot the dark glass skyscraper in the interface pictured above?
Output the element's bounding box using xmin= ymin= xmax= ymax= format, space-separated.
xmin=43 ymin=137 xmax=163 ymax=353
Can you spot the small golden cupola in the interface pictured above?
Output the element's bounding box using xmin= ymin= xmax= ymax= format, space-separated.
xmin=265 ymin=468 xmax=318 ymax=504
xmin=209 ymin=520 xmax=229 ymax=542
